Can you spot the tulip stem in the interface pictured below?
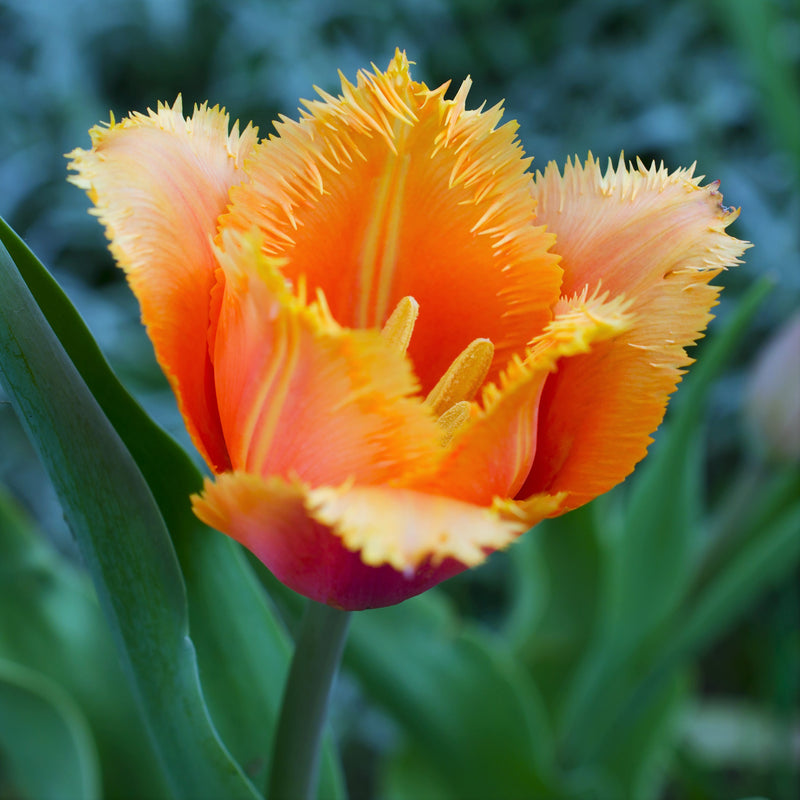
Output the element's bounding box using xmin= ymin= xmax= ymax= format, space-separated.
xmin=267 ymin=600 xmax=351 ymax=800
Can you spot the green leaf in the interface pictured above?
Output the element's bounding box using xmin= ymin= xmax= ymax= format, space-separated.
xmin=505 ymin=503 xmax=604 ymax=720
xmin=380 ymin=743 xmax=452 ymax=800
xmin=0 ymin=658 xmax=100 ymax=800
xmin=0 ymin=216 xmax=344 ymax=798
xmin=346 ymin=592 xmax=564 ymax=799
xmin=604 ymin=278 xmax=773 ymax=655
xmin=667 ymin=498 xmax=800 ymax=666
xmin=560 ymin=277 xmax=773 ymax=762
xmin=0 ymin=487 xmax=171 ymax=800
xmin=0 ymin=235 xmax=259 ymax=800
xmin=602 ymin=668 xmax=690 ymax=800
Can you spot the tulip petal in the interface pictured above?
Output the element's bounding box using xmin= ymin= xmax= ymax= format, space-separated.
xmin=493 ymin=491 xmax=570 ymax=530
xmin=192 ymin=472 xmax=520 ymax=609
xmin=67 ymin=98 xmax=258 ymax=470
xmin=223 ymin=50 xmax=561 ymax=393
xmin=212 ymin=230 xmax=443 ymax=486
xmin=409 ymin=288 xmax=635 ymax=504
xmin=308 ymin=484 xmax=525 ymax=573
xmin=521 ymin=155 xmax=750 ymax=507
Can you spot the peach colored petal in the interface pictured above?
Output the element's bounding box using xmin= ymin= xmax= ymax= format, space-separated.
xmin=520 ymin=155 xmax=750 ymax=508
xmin=531 ymin=155 xmax=747 ymax=298
xmin=192 ymin=473 xmax=493 ymax=609
xmin=212 ymin=230 xmax=443 ymax=487
xmin=224 ymin=50 xmax=561 ymax=393
xmin=67 ymin=98 xmax=258 ymax=470
xmin=404 ymin=288 xmax=635 ymax=504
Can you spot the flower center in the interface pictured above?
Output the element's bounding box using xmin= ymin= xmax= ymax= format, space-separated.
xmin=382 ymin=295 xmax=494 ymax=444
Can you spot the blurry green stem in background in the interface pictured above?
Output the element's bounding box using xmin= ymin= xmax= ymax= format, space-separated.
xmin=267 ymin=602 xmax=351 ymax=800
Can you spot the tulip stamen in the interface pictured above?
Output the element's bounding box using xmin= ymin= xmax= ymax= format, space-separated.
xmin=436 ymin=400 xmax=472 ymax=446
xmin=425 ymin=338 xmax=494 ymax=416
xmin=380 ymin=295 xmax=419 ymax=354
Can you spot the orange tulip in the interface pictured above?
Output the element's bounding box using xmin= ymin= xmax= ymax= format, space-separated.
xmin=68 ymin=51 xmax=748 ymax=609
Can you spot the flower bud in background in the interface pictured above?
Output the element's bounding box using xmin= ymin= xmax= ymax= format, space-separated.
xmin=745 ymin=311 xmax=800 ymax=462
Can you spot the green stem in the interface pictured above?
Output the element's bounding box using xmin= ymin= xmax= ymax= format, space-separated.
xmin=267 ymin=601 xmax=351 ymax=800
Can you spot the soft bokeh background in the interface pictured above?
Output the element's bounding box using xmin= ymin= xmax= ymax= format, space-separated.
xmin=1 ymin=0 xmax=798 ymax=798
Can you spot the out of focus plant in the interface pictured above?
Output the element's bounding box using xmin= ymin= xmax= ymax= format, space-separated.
xmin=745 ymin=312 xmax=800 ymax=463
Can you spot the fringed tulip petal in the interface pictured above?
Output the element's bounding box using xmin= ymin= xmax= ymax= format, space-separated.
xmin=493 ymin=492 xmax=570 ymax=530
xmin=410 ymin=289 xmax=635 ymax=504
xmin=221 ymin=51 xmax=561 ymax=392
xmin=67 ymin=99 xmax=258 ymax=470
xmin=192 ymin=473 xmax=507 ymax=609
xmin=308 ymin=484 xmax=526 ymax=573
xmin=212 ymin=231 xmax=443 ymax=486
xmin=522 ymin=155 xmax=750 ymax=507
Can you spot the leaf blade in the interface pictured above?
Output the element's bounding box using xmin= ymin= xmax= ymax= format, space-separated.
xmin=0 ymin=215 xmax=344 ymax=797
xmin=0 ymin=236 xmax=260 ymax=800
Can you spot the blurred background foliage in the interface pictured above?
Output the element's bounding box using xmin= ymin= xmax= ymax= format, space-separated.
xmin=0 ymin=0 xmax=798 ymax=798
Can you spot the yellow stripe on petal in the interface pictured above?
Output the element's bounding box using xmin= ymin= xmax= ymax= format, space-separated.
xmin=67 ymin=98 xmax=258 ymax=471
xmin=521 ymin=155 xmax=750 ymax=508
xmin=212 ymin=230 xmax=443 ymax=487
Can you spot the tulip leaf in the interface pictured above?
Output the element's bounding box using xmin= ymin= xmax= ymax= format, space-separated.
xmin=346 ymin=592 xmax=565 ymax=799
xmin=380 ymin=743 xmax=451 ymax=799
xmin=560 ymin=278 xmax=774 ymax=762
xmin=0 ymin=235 xmax=260 ymax=799
xmin=0 ymin=659 xmax=100 ymax=800
xmin=601 ymin=668 xmax=690 ymax=800
xmin=666 ymin=497 xmax=800 ymax=668
xmin=505 ymin=502 xmax=604 ymax=722
xmin=0 ymin=487 xmax=172 ymax=800
xmin=0 ymin=217 xmax=343 ymax=798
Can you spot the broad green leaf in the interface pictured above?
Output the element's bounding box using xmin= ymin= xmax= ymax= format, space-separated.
xmin=0 ymin=658 xmax=100 ymax=800
xmin=603 ymin=278 xmax=773 ymax=655
xmin=0 ymin=216 xmax=344 ymax=798
xmin=0 ymin=236 xmax=259 ymax=800
xmin=0 ymin=487 xmax=171 ymax=799
xmin=562 ymin=495 xmax=800 ymax=786
xmin=506 ymin=503 xmax=604 ymax=720
xmin=560 ymin=278 xmax=773 ymax=761
xmin=346 ymin=592 xmax=564 ymax=799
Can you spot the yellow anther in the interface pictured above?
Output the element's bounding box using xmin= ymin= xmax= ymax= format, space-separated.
xmin=425 ymin=338 xmax=494 ymax=416
xmin=380 ymin=296 xmax=419 ymax=354
xmin=436 ymin=400 xmax=472 ymax=447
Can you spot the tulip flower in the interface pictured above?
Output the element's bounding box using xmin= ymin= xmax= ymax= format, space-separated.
xmin=68 ymin=50 xmax=748 ymax=610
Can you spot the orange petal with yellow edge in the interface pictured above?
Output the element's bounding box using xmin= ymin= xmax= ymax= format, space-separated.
xmin=67 ymin=98 xmax=258 ymax=471
xmin=222 ymin=50 xmax=561 ymax=393
xmin=212 ymin=230 xmax=443 ymax=487
xmin=521 ymin=155 xmax=750 ymax=508
xmin=192 ymin=472 xmax=521 ymax=609
xmin=404 ymin=288 xmax=635 ymax=505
